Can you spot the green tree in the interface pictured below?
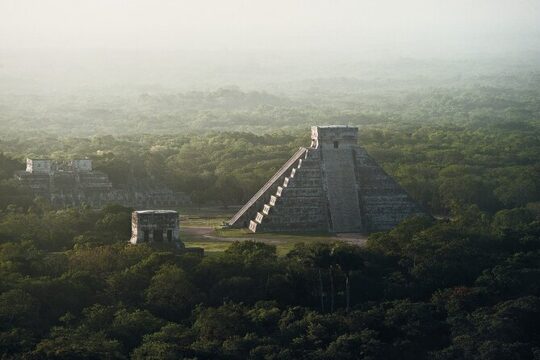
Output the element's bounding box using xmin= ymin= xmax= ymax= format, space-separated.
xmin=332 ymin=243 xmax=364 ymax=312
xmin=145 ymin=264 xmax=202 ymax=320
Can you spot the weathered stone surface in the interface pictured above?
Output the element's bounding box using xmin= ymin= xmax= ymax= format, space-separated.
xmin=229 ymin=126 xmax=426 ymax=233
xmin=321 ymin=146 xmax=362 ymax=232
xmin=130 ymin=210 xmax=181 ymax=244
xmin=15 ymin=158 xmax=190 ymax=209
xmin=25 ymin=159 xmax=52 ymax=174
xmin=228 ymin=148 xmax=309 ymax=228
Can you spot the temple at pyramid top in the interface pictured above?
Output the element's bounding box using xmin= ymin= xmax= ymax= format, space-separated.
xmin=228 ymin=125 xmax=427 ymax=233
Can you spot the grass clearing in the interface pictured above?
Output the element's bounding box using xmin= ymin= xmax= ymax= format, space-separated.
xmin=178 ymin=207 xmax=356 ymax=256
xmin=184 ymin=241 xmax=231 ymax=253
xmin=184 ymin=227 xmax=340 ymax=256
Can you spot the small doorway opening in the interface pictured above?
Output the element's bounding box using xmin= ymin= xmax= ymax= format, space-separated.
xmin=143 ymin=230 xmax=149 ymax=242
xmin=167 ymin=229 xmax=173 ymax=242
xmin=333 ymin=141 xmax=339 ymax=148
xmin=153 ymin=230 xmax=163 ymax=242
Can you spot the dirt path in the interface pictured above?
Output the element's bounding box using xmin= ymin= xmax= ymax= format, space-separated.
xmin=182 ymin=226 xmax=289 ymax=244
xmin=182 ymin=226 xmax=368 ymax=246
xmin=336 ymin=233 xmax=369 ymax=246
xmin=182 ymin=226 xmax=214 ymax=236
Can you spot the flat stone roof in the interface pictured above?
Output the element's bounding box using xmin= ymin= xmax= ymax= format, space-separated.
xmin=314 ymin=125 xmax=358 ymax=129
xmin=135 ymin=210 xmax=178 ymax=214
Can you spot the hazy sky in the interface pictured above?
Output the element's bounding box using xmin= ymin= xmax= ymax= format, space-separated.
xmin=1 ymin=0 xmax=539 ymax=93
xmin=1 ymin=0 xmax=539 ymax=54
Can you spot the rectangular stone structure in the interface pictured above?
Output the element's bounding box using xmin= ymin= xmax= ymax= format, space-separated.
xmin=229 ymin=125 xmax=427 ymax=233
xmin=130 ymin=210 xmax=180 ymax=244
xmin=70 ymin=159 xmax=93 ymax=172
xmin=26 ymin=159 xmax=52 ymax=174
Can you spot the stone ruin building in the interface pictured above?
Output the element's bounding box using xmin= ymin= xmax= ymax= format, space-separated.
xmin=228 ymin=125 xmax=427 ymax=233
xmin=15 ymin=158 xmax=190 ymax=209
xmin=129 ymin=210 xmax=204 ymax=255
xmin=130 ymin=210 xmax=181 ymax=245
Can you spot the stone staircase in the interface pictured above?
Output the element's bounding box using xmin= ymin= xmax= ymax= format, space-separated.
xmin=249 ymin=148 xmax=327 ymax=233
xmin=229 ymin=126 xmax=428 ymax=233
xmin=228 ymin=147 xmax=309 ymax=229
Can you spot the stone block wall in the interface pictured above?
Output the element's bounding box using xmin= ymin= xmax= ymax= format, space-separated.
xmin=130 ymin=210 xmax=180 ymax=244
xmin=354 ymin=147 xmax=424 ymax=231
xmin=15 ymin=159 xmax=190 ymax=209
xmin=320 ymin=145 xmax=363 ymax=232
xmin=254 ymin=150 xmax=328 ymax=232
xmin=229 ymin=125 xmax=428 ymax=233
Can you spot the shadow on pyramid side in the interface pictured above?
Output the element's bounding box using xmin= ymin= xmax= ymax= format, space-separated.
xmin=228 ymin=125 xmax=428 ymax=233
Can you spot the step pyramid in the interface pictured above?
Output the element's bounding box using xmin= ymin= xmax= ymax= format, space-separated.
xmin=228 ymin=126 xmax=426 ymax=233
